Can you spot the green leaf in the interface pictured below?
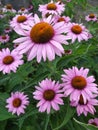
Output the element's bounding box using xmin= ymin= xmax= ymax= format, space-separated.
xmin=53 ymin=105 xmax=75 ymax=130
xmin=74 ymin=118 xmax=98 ymax=130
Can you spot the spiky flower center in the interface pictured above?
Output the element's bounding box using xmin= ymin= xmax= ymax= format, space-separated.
xmin=21 ymin=7 xmax=25 ymax=11
xmin=79 ymin=95 xmax=86 ymax=105
xmin=71 ymin=25 xmax=82 ymax=34
xmin=17 ymin=15 xmax=27 ymax=23
xmin=13 ymin=98 xmax=22 ymax=108
xmin=43 ymin=89 xmax=55 ymax=101
xmin=3 ymin=55 xmax=14 ymax=65
xmin=58 ymin=17 xmax=65 ymax=22
xmin=6 ymin=4 xmax=12 ymax=9
xmin=2 ymin=35 xmax=7 ymax=39
xmin=71 ymin=76 xmax=87 ymax=90
xmin=89 ymin=14 xmax=95 ymax=18
xmin=30 ymin=22 xmax=54 ymax=43
xmin=47 ymin=3 xmax=57 ymax=10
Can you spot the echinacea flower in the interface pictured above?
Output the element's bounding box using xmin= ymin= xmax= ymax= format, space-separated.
xmin=18 ymin=7 xmax=29 ymax=14
xmin=38 ymin=0 xmax=65 ymax=16
xmin=6 ymin=91 xmax=29 ymax=116
xmin=65 ymin=23 xmax=91 ymax=43
xmin=61 ymin=66 xmax=98 ymax=103
xmin=33 ymin=78 xmax=64 ymax=114
xmin=70 ymin=95 xmax=98 ymax=116
xmin=13 ymin=14 xmax=68 ymax=62
xmin=56 ymin=15 xmax=71 ymax=23
xmin=85 ymin=13 xmax=97 ymax=22
xmin=88 ymin=118 xmax=98 ymax=126
xmin=0 ymin=34 xmax=10 ymax=43
xmin=10 ymin=13 xmax=34 ymax=31
xmin=0 ymin=48 xmax=23 ymax=74
xmin=4 ymin=27 xmax=12 ymax=33
xmin=27 ymin=5 xmax=33 ymax=11
xmin=2 ymin=4 xmax=16 ymax=13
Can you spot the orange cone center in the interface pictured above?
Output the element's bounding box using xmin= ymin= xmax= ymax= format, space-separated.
xmin=43 ymin=89 xmax=55 ymax=101
xmin=71 ymin=25 xmax=82 ymax=34
xmin=3 ymin=55 xmax=14 ymax=65
xmin=30 ymin=22 xmax=54 ymax=43
xmin=47 ymin=3 xmax=57 ymax=10
xmin=17 ymin=15 xmax=27 ymax=23
xmin=71 ymin=76 xmax=87 ymax=90
xmin=13 ymin=98 xmax=22 ymax=107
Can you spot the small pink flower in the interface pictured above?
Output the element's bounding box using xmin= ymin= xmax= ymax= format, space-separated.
xmin=33 ymin=78 xmax=64 ymax=114
xmin=0 ymin=48 xmax=24 ymax=74
xmin=65 ymin=23 xmax=91 ymax=43
xmin=54 ymin=15 xmax=71 ymax=24
xmin=2 ymin=4 xmax=16 ymax=13
xmin=0 ymin=34 xmax=10 ymax=43
xmin=70 ymin=95 xmax=98 ymax=116
xmin=88 ymin=118 xmax=98 ymax=126
xmin=4 ymin=27 xmax=12 ymax=33
xmin=61 ymin=66 xmax=98 ymax=103
xmin=85 ymin=13 xmax=97 ymax=22
xmin=18 ymin=7 xmax=29 ymax=14
xmin=27 ymin=5 xmax=33 ymax=11
xmin=38 ymin=0 xmax=65 ymax=16
xmin=6 ymin=91 xmax=29 ymax=116
xmin=10 ymin=13 xmax=34 ymax=31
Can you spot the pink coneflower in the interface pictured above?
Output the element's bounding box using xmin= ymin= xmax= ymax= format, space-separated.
xmin=38 ymin=0 xmax=65 ymax=16
xmin=18 ymin=7 xmax=29 ymax=14
xmin=4 ymin=27 xmax=12 ymax=33
xmin=85 ymin=13 xmax=97 ymax=22
xmin=0 ymin=34 xmax=10 ymax=43
xmin=13 ymin=14 xmax=68 ymax=62
xmin=61 ymin=66 xmax=98 ymax=103
xmin=33 ymin=78 xmax=64 ymax=114
xmin=6 ymin=91 xmax=29 ymax=116
xmin=65 ymin=23 xmax=91 ymax=43
xmin=70 ymin=95 xmax=98 ymax=116
xmin=2 ymin=4 xmax=16 ymax=13
xmin=0 ymin=48 xmax=23 ymax=74
xmin=88 ymin=118 xmax=98 ymax=126
xmin=27 ymin=5 xmax=33 ymax=11
xmin=56 ymin=16 xmax=71 ymax=23
xmin=10 ymin=13 xmax=34 ymax=31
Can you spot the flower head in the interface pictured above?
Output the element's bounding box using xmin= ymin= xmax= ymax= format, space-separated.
xmin=13 ymin=14 xmax=68 ymax=62
xmin=33 ymin=78 xmax=64 ymax=114
xmin=88 ymin=118 xmax=98 ymax=126
xmin=85 ymin=13 xmax=97 ymax=22
xmin=0 ymin=34 xmax=10 ymax=43
xmin=65 ymin=23 xmax=91 ymax=43
xmin=0 ymin=48 xmax=23 ymax=74
xmin=2 ymin=4 xmax=16 ymax=13
xmin=38 ymin=1 xmax=65 ymax=16
xmin=10 ymin=13 xmax=34 ymax=31
xmin=18 ymin=7 xmax=28 ymax=14
xmin=6 ymin=91 xmax=29 ymax=116
xmin=70 ymin=95 xmax=98 ymax=116
xmin=4 ymin=27 xmax=12 ymax=33
xmin=61 ymin=66 xmax=98 ymax=103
